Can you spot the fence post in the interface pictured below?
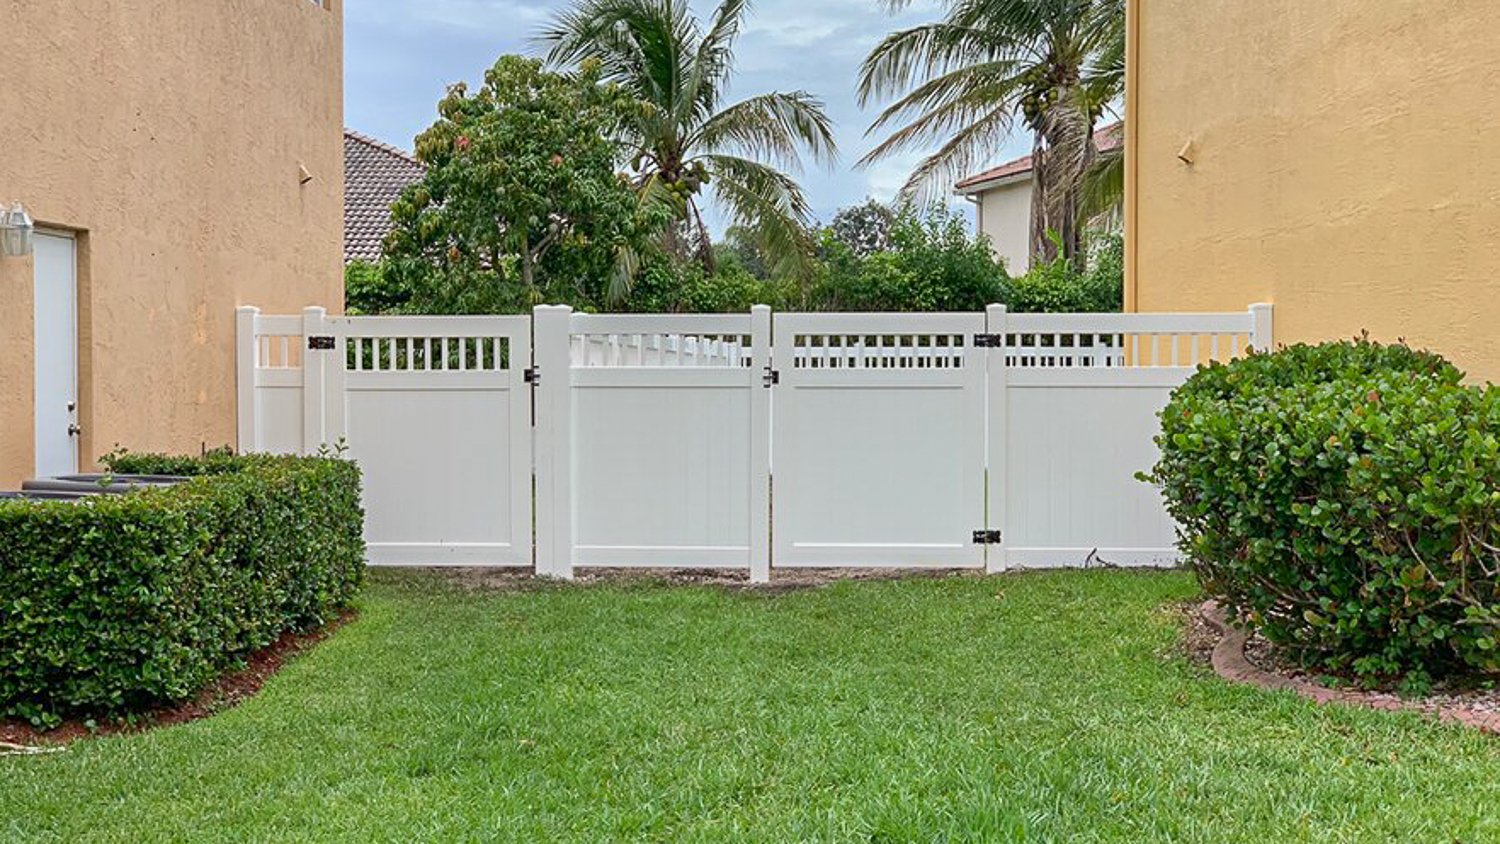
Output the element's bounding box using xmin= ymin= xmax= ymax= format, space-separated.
xmin=301 ymin=306 xmax=329 ymax=454
xmin=236 ymin=306 xmax=260 ymax=454
xmin=533 ymin=304 xmax=574 ymax=579
xmin=985 ymin=303 xmax=1008 ymax=574
xmin=1249 ymin=302 xmax=1274 ymax=353
xmin=749 ymin=305 xmax=772 ymax=584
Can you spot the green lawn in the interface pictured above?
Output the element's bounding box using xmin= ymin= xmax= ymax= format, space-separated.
xmin=4 ymin=569 xmax=1499 ymax=842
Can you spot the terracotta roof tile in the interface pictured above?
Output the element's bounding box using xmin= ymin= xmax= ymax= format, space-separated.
xmin=344 ymin=129 xmax=426 ymax=264
xmin=954 ymin=121 xmax=1123 ymax=193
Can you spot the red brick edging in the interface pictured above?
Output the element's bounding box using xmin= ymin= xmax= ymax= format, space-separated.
xmin=1200 ymin=600 xmax=1500 ymax=734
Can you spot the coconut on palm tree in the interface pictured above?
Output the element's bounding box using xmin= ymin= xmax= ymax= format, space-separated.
xmin=539 ymin=0 xmax=838 ymax=280
xmin=858 ymin=0 xmax=1124 ymax=268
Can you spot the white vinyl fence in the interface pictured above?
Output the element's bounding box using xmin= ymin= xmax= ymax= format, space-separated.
xmin=238 ymin=303 xmax=1272 ymax=581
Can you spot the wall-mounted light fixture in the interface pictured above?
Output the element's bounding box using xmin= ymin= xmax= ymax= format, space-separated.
xmin=0 ymin=202 xmax=34 ymax=257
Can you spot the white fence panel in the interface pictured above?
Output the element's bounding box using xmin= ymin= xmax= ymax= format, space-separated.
xmin=772 ymin=312 xmax=986 ymax=568
xmin=236 ymin=302 xmax=1273 ymax=577
xmin=986 ymin=305 xmax=1271 ymax=569
xmin=236 ymin=308 xmax=307 ymax=455
xmin=538 ymin=307 xmax=771 ymax=578
xmin=327 ymin=315 xmax=533 ymax=567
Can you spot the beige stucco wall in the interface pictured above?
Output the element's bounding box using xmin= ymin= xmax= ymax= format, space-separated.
xmin=971 ymin=179 xmax=1034 ymax=276
xmin=0 ymin=0 xmax=344 ymax=487
xmin=1126 ymin=0 xmax=1500 ymax=383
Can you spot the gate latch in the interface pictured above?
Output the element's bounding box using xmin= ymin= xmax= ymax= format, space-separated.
xmin=763 ymin=367 xmax=780 ymax=387
xmin=972 ymin=529 xmax=1003 ymax=545
xmin=307 ymin=335 xmax=336 ymax=350
xmin=523 ymin=367 xmax=540 ymax=386
xmin=972 ymin=334 xmax=1004 ymax=348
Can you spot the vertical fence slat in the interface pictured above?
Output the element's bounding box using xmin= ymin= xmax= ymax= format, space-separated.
xmin=236 ymin=306 xmax=260 ymax=454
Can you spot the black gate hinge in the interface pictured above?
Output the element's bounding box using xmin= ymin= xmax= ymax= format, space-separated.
xmin=972 ymin=529 xmax=1003 ymax=545
xmin=763 ymin=367 xmax=780 ymax=387
xmin=523 ymin=367 xmax=540 ymax=386
xmin=307 ymin=335 xmax=336 ymax=350
xmin=972 ymin=334 xmax=1004 ymax=348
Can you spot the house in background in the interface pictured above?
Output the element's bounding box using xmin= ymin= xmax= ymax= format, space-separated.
xmin=955 ymin=122 xmax=1122 ymax=273
xmin=0 ymin=1 xmax=343 ymax=488
xmin=1125 ymin=0 xmax=1500 ymax=382
xmin=344 ymin=130 xmax=425 ymax=265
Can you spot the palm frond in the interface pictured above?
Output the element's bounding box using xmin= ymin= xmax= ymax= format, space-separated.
xmin=880 ymin=102 xmax=1016 ymax=202
xmin=692 ymin=91 xmax=837 ymax=172
xmin=1078 ymin=144 xmax=1123 ymax=224
xmin=702 ymin=154 xmax=817 ymax=280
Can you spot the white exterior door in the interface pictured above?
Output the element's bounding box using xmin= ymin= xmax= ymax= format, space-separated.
xmin=771 ymin=313 xmax=987 ymax=568
xmin=33 ymin=232 xmax=78 ymax=477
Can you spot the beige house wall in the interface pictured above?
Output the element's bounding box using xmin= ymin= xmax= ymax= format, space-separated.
xmin=0 ymin=0 xmax=344 ymax=487
xmin=1126 ymin=0 xmax=1500 ymax=383
xmin=970 ymin=179 xmax=1034 ymax=276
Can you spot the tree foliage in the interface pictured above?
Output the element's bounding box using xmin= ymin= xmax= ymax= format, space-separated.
xmin=810 ymin=204 xmax=1006 ymax=312
xmin=858 ymin=0 xmax=1124 ymax=267
xmin=381 ymin=56 xmax=669 ymax=313
xmin=828 ymin=199 xmax=897 ymax=259
xmin=540 ymin=0 xmax=837 ymax=280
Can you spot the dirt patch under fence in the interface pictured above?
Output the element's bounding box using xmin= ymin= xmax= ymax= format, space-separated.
xmin=428 ymin=565 xmax=988 ymax=595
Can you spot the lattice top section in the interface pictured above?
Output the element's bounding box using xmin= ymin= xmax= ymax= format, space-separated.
xmin=254 ymin=333 xmax=304 ymax=370
xmin=345 ymin=335 xmax=511 ymax=372
xmin=571 ymin=332 xmax=751 ymax=368
xmin=1004 ymin=330 xmax=1256 ymax=368
xmin=789 ymin=334 xmax=967 ymax=369
xmin=1002 ymin=312 xmax=1263 ymax=369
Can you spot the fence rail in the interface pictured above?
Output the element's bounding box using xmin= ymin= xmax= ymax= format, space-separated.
xmin=237 ymin=303 xmax=1272 ymax=581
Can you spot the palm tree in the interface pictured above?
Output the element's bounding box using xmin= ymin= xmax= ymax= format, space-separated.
xmin=539 ymin=0 xmax=838 ymax=280
xmin=858 ymin=0 xmax=1123 ymax=267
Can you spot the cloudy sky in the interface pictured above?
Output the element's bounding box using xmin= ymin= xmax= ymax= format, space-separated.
xmin=344 ymin=0 xmax=1035 ymax=231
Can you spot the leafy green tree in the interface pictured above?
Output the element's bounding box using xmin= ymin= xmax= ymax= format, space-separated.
xmin=540 ymin=0 xmax=837 ymax=280
xmin=810 ymin=204 xmax=1006 ymax=311
xmin=1005 ymin=230 xmax=1122 ymax=312
xmin=343 ymin=260 xmax=412 ymax=315
xmin=828 ymin=199 xmax=897 ymax=258
xmin=382 ymin=56 xmax=669 ymax=313
xmin=858 ymin=0 xmax=1123 ymax=267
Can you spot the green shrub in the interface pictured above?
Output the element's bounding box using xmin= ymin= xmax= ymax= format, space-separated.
xmin=809 ymin=205 xmax=1007 ymax=312
xmin=0 ymin=452 xmax=364 ymax=726
xmin=1005 ymin=232 xmax=1122 ymax=313
xmin=1146 ymin=338 xmax=1500 ymax=684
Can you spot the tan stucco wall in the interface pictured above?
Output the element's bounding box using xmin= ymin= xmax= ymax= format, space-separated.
xmin=971 ymin=179 xmax=1034 ymax=276
xmin=1127 ymin=0 xmax=1500 ymax=383
xmin=0 ymin=0 xmax=343 ymax=487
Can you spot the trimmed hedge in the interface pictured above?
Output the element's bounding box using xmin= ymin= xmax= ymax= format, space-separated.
xmin=0 ymin=451 xmax=364 ymax=726
xmin=1147 ymin=338 xmax=1500 ymax=684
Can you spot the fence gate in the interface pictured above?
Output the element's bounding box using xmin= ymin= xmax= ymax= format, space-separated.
xmin=239 ymin=303 xmax=1272 ymax=581
xmin=770 ymin=313 xmax=987 ymax=568
xmin=239 ymin=308 xmax=533 ymax=567
xmin=533 ymin=307 xmax=771 ymax=578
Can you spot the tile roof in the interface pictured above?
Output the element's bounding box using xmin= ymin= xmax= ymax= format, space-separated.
xmin=954 ymin=121 xmax=1123 ymax=193
xmin=344 ymin=129 xmax=426 ymax=264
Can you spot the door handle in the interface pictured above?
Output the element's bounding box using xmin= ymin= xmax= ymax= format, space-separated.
xmin=67 ymin=423 xmax=82 ymax=437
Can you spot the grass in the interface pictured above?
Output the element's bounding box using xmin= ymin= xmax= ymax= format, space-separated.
xmin=4 ymin=569 xmax=1500 ymax=842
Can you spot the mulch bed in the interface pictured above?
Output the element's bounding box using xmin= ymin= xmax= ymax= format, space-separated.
xmin=1188 ymin=601 xmax=1500 ymax=733
xmin=1 ymin=609 xmax=357 ymax=750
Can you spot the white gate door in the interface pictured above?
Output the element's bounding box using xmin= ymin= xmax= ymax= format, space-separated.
xmin=325 ymin=316 xmax=533 ymax=566
xmin=549 ymin=311 xmax=771 ymax=574
xmin=33 ymin=231 xmax=79 ymax=477
xmin=771 ymin=313 xmax=986 ymax=567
